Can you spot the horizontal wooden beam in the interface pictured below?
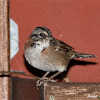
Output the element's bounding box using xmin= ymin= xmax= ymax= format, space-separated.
xmin=43 ymin=82 xmax=100 ymax=100
xmin=11 ymin=77 xmax=100 ymax=100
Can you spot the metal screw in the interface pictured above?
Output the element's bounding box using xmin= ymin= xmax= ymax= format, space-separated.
xmin=49 ymin=95 xmax=55 ymax=100
xmin=98 ymin=96 xmax=100 ymax=99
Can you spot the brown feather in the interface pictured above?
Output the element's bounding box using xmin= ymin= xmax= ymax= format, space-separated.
xmin=24 ymin=37 xmax=35 ymax=50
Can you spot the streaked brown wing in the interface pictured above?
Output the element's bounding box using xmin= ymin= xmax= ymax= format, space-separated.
xmin=50 ymin=38 xmax=74 ymax=51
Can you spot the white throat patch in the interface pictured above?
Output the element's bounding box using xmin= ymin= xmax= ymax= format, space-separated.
xmin=35 ymin=40 xmax=50 ymax=52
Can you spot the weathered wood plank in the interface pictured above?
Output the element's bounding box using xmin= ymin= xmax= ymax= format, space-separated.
xmin=43 ymin=82 xmax=100 ymax=100
xmin=0 ymin=0 xmax=10 ymax=100
xmin=11 ymin=77 xmax=100 ymax=100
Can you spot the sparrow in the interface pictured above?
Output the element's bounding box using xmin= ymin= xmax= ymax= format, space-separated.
xmin=24 ymin=26 xmax=97 ymax=86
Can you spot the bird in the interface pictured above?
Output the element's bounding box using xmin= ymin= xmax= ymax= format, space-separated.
xmin=24 ymin=26 xmax=97 ymax=86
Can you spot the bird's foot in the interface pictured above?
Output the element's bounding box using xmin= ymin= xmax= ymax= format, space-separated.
xmin=36 ymin=77 xmax=56 ymax=86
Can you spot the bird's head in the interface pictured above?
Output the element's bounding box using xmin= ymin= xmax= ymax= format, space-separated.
xmin=30 ymin=27 xmax=54 ymax=42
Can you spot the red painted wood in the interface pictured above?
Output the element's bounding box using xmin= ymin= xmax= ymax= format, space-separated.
xmin=10 ymin=0 xmax=100 ymax=82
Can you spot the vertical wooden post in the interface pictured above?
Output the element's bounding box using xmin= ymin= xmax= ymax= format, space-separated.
xmin=0 ymin=0 xmax=10 ymax=100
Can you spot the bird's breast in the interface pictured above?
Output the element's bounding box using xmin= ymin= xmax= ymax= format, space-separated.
xmin=24 ymin=42 xmax=69 ymax=72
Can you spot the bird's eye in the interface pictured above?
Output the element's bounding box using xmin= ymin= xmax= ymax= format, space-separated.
xmin=39 ymin=32 xmax=45 ymax=37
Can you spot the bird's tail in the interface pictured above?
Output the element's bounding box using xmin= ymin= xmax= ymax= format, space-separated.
xmin=72 ymin=52 xmax=97 ymax=59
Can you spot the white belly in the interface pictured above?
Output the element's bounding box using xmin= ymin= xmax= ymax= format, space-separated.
xmin=24 ymin=41 xmax=66 ymax=72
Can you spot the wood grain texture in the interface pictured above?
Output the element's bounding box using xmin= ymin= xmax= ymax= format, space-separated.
xmin=0 ymin=0 xmax=10 ymax=100
xmin=43 ymin=82 xmax=100 ymax=100
xmin=10 ymin=78 xmax=100 ymax=100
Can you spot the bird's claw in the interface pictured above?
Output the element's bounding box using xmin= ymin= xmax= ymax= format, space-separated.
xmin=36 ymin=77 xmax=56 ymax=86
